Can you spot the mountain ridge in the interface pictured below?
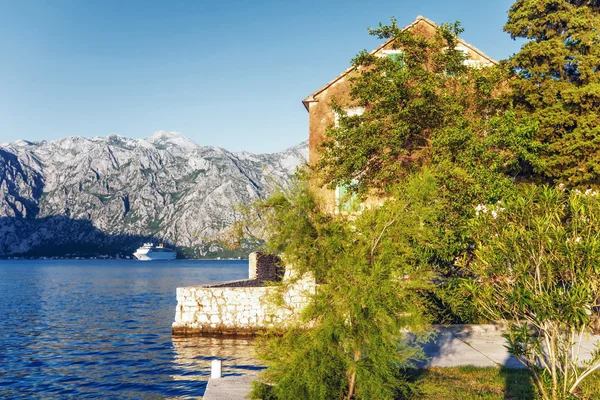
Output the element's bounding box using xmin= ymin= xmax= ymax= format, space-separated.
xmin=0 ymin=132 xmax=308 ymax=258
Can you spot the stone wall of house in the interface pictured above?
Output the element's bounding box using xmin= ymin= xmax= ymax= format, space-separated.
xmin=172 ymin=255 xmax=315 ymax=336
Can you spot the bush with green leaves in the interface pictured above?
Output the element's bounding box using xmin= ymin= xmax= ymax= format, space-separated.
xmin=465 ymin=185 xmax=600 ymax=399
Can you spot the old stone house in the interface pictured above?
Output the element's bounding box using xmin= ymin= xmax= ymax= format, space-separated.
xmin=302 ymin=15 xmax=497 ymax=213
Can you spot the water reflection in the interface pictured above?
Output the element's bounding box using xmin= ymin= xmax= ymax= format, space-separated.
xmin=171 ymin=336 xmax=262 ymax=382
xmin=0 ymin=259 xmax=253 ymax=399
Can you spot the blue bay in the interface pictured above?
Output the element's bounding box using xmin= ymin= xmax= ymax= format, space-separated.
xmin=0 ymin=259 xmax=258 ymax=399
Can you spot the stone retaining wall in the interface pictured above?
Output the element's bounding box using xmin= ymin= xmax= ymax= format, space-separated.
xmin=172 ymin=255 xmax=315 ymax=336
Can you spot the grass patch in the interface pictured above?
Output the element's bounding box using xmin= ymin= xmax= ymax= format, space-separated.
xmin=402 ymin=367 xmax=600 ymax=400
xmin=252 ymin=367 xmax=600 ymax=399
xmin=403 ymin=367 xmax=533 ymax=399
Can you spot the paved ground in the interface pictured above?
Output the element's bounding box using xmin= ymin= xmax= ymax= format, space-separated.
xmin=419 ymin=325 xmax=600 ymax=368
xmin=416 ymin=325 xmax=522 ymax=368
xmin=203 ymin=325 xmax=600 ymax=399
xmin=203 ymin=375 xmax=256 ymax=400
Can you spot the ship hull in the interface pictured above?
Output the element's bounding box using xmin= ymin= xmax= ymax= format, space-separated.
xmin=133 ymin=251 xmax=176 ymax=261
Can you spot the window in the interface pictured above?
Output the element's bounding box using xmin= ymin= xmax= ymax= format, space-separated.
xmin=445 ymin=46 xmax=486 ymax=68
xmin=457 ymin=48 xmax=485 ymax=68
xmin=335 ymin=181 xmax=362 ymax=213
xmin=378 ymin=49 xmax=404 ymax=68
xmin=334 ymin=106 xmax=365 ymax=127
xmin=332 ymin=108 xmax=365 ymax=214
xmin=464 ymin=59 xmax=486 ymax=68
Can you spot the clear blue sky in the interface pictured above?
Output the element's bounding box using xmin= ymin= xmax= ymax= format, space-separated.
xmin=0 ymin=0 xmax=521 ymax=153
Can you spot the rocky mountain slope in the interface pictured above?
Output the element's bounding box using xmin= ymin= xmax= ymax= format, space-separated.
xmin=0 ymin=131 xmax=308 ymax=258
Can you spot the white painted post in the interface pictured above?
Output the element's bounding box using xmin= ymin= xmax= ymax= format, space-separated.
xmin=248 ymin=252 xmax=258 ymax=280
xmin=211 ymin=359 xmax=222 ymax=379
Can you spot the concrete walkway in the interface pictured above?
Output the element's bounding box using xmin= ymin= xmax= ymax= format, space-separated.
xmin=204 ymin=375 xmax=256 ymax=400
xmin=203 ymin=325 xmax=600 ymax=399
xmin=419 ymin=324 xmax=599 ymax=368
xmin=418 ymin=324 xmax=522 ymax=368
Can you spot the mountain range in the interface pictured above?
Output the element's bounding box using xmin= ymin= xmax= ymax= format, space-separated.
xmin=0 ymin=131 xmax=308 ymax=258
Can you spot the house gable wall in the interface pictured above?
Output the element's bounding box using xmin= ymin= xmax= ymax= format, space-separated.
xmin=305 ymin=16 xmax=496 ymax=213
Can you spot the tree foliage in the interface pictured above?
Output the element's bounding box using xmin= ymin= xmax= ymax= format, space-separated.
xmin=505 ymin=0 xmax=600 ymax=186
xmin=251 ymin=172 xmax=441 ymax=400
xmin=465 ymin=185 xmax=600 ymax=399
xmin=317 ymin=19 xmax=537 ymax=195
xmin=317 ymin=20 xmax=464 ymax=192
xmin=314 ymin=18 xmax=540 ymax=323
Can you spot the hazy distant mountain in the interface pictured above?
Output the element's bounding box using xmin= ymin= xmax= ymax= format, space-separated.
xmin=0 ymin=131 xmax=308 ymax=258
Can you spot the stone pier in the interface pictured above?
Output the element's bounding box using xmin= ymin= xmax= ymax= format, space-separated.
xmin=172 ymin=253 xmax=316 ymax=336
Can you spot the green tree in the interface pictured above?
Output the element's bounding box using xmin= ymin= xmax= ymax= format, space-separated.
xmin=465 ymin=185 xmax=600 ymax=399
xmin=251 ymin=172 xmax=440 ymax=400
xmin=505 ymin=0 xmax=600 ymax=186
xmin=316 ymin=19 xmax=536 ymax=195
xmin=315 ymin=18 xmax=539 ymax=322
xmin=317 ymin=19 xmax=465 ymax=192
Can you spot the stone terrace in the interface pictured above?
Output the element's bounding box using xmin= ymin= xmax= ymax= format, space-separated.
xmin=172 ymin=253 xmax=315 ymax=336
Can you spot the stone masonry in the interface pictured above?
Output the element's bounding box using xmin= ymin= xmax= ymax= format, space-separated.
xmin=172 ymin=253 xmax=316 ymax=336
xmin=248 ymin=252 xmax=284 ymax=282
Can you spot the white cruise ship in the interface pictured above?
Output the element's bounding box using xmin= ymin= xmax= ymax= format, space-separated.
xmin=133 ymin=243 xmax=176 ymax=261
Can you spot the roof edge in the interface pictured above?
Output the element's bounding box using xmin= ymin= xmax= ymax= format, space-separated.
xmin=302 ymin=15 xmax=498 ymax=111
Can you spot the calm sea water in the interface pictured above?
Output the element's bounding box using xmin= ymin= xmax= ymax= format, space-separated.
xmin=0 ymin=259 xmax=260 ymax=399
